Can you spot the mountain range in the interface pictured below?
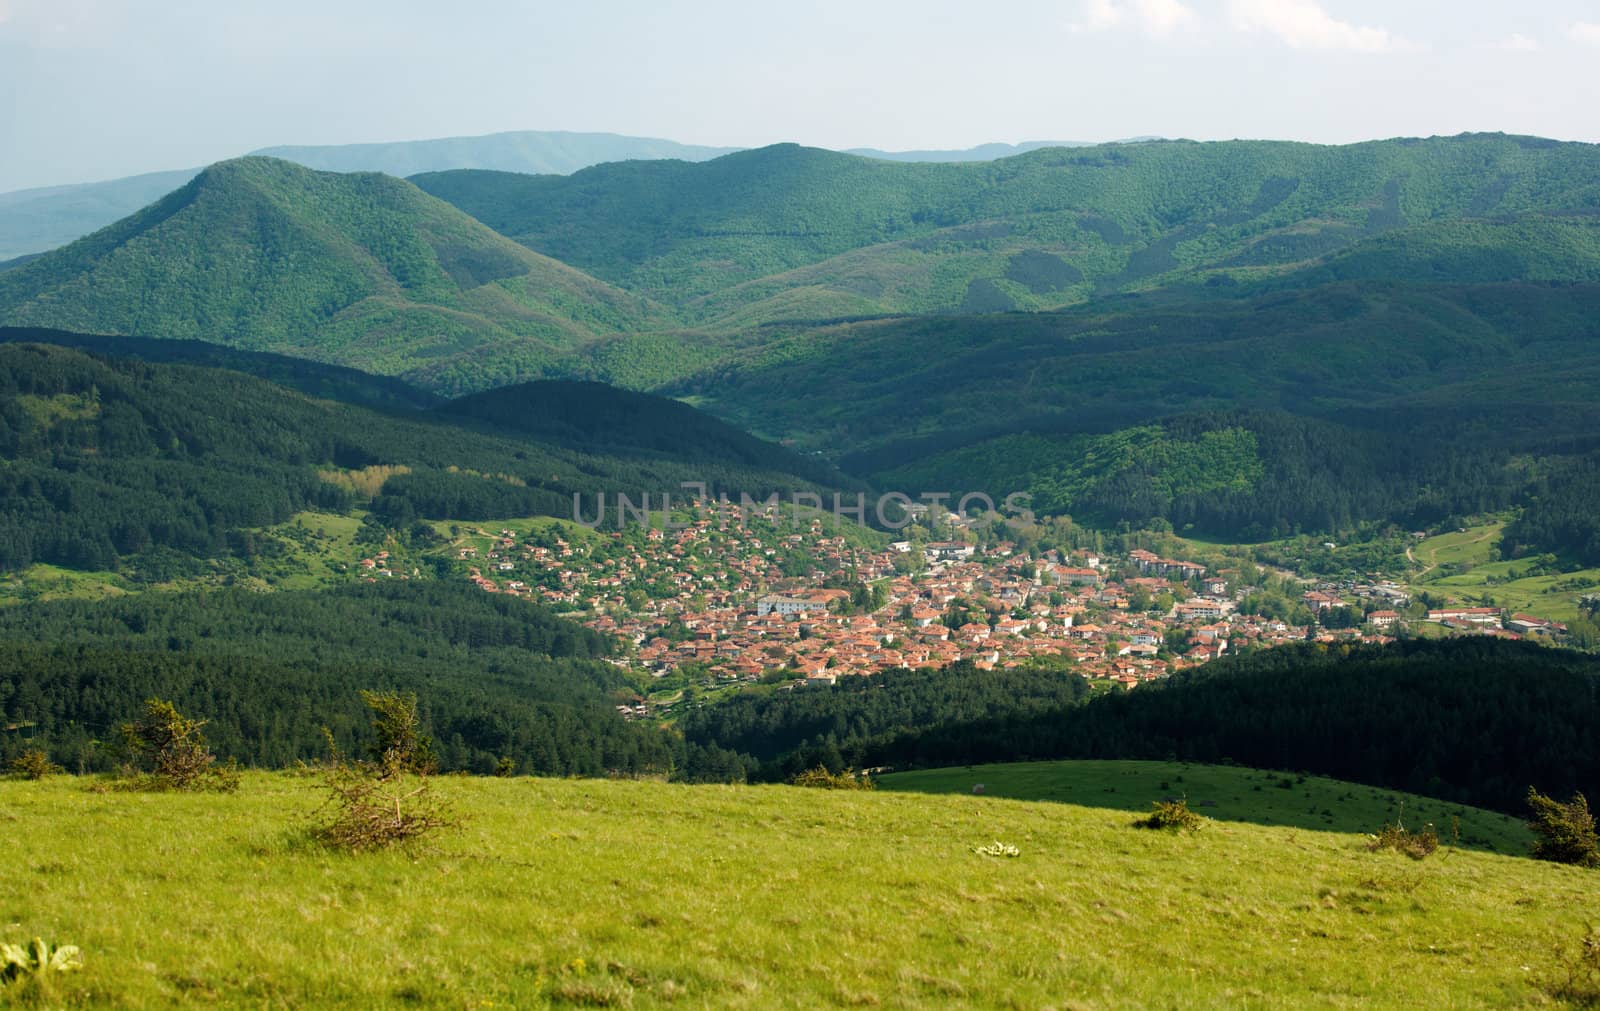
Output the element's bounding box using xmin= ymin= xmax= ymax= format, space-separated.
xmin=0 ymin=131 xmax=1143 ymax=262
xmin=3 ymin=131 xmax=1600 ymax=554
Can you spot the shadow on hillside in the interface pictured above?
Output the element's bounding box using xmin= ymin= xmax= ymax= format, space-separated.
xmin=876 ymin=760 xmax=1529 ymax=856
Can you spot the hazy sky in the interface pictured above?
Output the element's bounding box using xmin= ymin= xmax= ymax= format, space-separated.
xmin=3 ymin=0 xmax=1599 ymax=191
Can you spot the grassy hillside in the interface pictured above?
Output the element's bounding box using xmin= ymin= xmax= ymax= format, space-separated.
xmin=414 ymin=134 xmax=1600 ymax=323
xmin=1407 ymin=519 xmax=1600 ymax=622
xmin=878 ymin=759 xmax=1531 ymax=853
xmin=3 ymin=769 xmax=1596 ymax=1007
xmin=0 ymin=157 xmax=663 ymax=393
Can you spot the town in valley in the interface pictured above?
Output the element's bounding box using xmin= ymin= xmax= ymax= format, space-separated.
xmin=343 ymin=500 xmax=1583 ymax=717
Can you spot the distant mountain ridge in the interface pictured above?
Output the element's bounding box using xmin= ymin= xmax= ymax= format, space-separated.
xmin=414 ymin=133 xmax=1600 ymax=328
xmin=845 ymin=138 xmax=1162 ymax=161
xmin=0 ymin=130 xmax=742 ymax=261
xmin=8 ymin=133 xmax=1600 ymax=549
xmin=0 ymin=131 xmax=1143 ymax=260
xmin=0 ymin=169 xmax=202 ymax=262
xmin=250 ymin=129 xmax=741 ymax=178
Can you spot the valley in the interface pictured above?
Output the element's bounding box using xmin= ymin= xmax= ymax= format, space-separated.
xmin=4 ymin=122 xmax=1600 ymax=1009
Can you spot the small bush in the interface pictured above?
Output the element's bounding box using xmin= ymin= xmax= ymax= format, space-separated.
xmin=1367 ymin=823 xmax=1439 ymax=860
xmin=315 ymin=755 xmax=455 ymax=852
xmin=789 ymin=766 xmax=875 ymax=790
xmin=313 ymin=692 xmax=455 ymax=852
xmin=7 ymin=749 xmax=62 ymax=780
xmin=1136 ymin=797 xmax=1206 ymax=831
xmin=1527 ymin=787 xmax=1600 ymax=867
xmin=118 ymin=699 xmax=239 ymax=792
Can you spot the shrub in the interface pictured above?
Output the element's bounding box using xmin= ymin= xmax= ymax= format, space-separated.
xmin=118 ymin=699 xmax=239 ymax=792
xmin=313 ymin=693 xmax=455 ymax=852
xmin=315 ymin=753 xmax=455 ymax=852
xmin=1367 ymin=823 xmax=1440 ymax=860
xmin=789 ymin=766 xmax=875 ymax=790
xmin=1136 ymin=797 xmax=1206 ymax=831
xmin=7 ymin=749 xmax=62 ymax=780
xmin=1526 ymin=788 xmax=1600 ymax=867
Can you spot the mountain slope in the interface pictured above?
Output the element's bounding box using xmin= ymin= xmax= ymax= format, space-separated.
xmin=436 ymin=380 xmax=851 ymax=488
xmin=0 ymin=342 xmax=848 ymax=575
xmin=0 ymin=580 xmax=668 ymax=774
xmin=0 ymin=157 xmax=662 ymax=392
xmin=666 ymin=280 xmax=1600 ymax=538
xmin=6 ymin=767 xmax=1584 ymax=1008
xmin=0 ymin=168 xmax=199 ymax=261
xmin=414 ymin=134 xmax=1600 ymax=325
xmin=846 ymin=139 xmax=1101 ymax=161
xmin=0 ymin=326 xmax=442 ymax=412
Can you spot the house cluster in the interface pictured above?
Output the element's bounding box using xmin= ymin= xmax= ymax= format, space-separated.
xmin=1301 ymin=576 xmax=1571 ymax=641
xmin=1424 ymin=605 xmax=1569 ymax=638
xmin=452 ymin=510 xmax=1408 ymax=700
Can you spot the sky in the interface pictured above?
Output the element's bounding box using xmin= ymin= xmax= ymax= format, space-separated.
xmin=2 ymin=0 xmax=1600 ymax=192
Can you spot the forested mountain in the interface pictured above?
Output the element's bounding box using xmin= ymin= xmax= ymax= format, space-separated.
xmin=6 ymin=137 xmax=1600 ymax=546
xmin=675 ymin=661 xmax=1089 ymax=782
xmin=680 ymin=640 xmax=1600 ymax=816
xmin=669 ymin=280 xmax=1600 ymax=540
xmin=0 ymin=157 xmax=662 ymax=393
xmin=0 ymin=342 xmax=846 ymax=575
xmin=0 ymin=581 xmax=673 ymax=775
xmin=436 ymin=380 xmax=850 ymax=487
xmin=0 ymin=327 xmax=442 ymax=411
xmin=413 ymin=134 xmax=1600 ymax=324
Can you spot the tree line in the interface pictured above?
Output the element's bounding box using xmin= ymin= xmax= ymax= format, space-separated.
xmin=0 ymin=581 xmax=674 ymax=776
xmin=676 ymin=639 xmax=1600 ymax=816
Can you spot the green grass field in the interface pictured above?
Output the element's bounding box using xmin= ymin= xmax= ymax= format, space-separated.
xmin=1410 ymin=523 xmax=1506 ymax=574
xmin=1408 ymin=521 xmax=1600 ymax=621
xmin=4 ymin=763 xmax=1596 ymax=1008
xmin=877 ymin=760 xmax=1530 ymax=853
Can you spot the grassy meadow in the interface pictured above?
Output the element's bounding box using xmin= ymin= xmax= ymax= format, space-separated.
xmin=1409 ymin=521 xmax=1600 ymax=622
xmin=3 ymin=762 xmax=1597 ymax=1008
xmin=878 ymin=760 xmax=1531 ymax=853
